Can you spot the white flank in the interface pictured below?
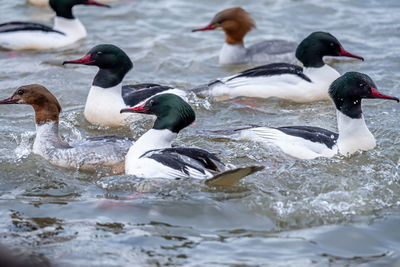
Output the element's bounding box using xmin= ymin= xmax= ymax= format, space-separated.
xmin=240 ymin=127 xmax=337 ymax=159
xmin=209 ymin=64 xmax=340 ymax=102
xmin=0 ymin=17 xmax=86 ymax=50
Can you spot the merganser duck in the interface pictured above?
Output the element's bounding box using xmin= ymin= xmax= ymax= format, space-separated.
xmin=0 ymin=84 xmax=133 ymax=172
xmin=213 ymin=72 xmax=398 ymax=159
xmin=194 ymin=31 xmax=364 ymax=103
xmin=192 ymin=7 xmax=297 ymax=65
xmin=63 ymin=44 xmax=186 ymax=127
xmin=0 ymin=0 xmax=110 ymax=50
xmin=120 ymin=94 xmax=264 ymax=186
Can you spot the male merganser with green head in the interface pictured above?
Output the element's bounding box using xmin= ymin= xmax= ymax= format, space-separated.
xmin=121 ymin=94 xmax=263 ymax=186
xmin=0 ymin=84 xmax=133 ymax=172
xmin=63 ymin=44 xmax=186 ymax=127
xmin=217 ymin=72 xmax=398 ymax=159
xmin=195 ymin=32 xmax=364 ymax=103
xmin=0 ymin=0 xmax=110 ymax=50
xmin=192 ymin=7 xmax=297 ymax=65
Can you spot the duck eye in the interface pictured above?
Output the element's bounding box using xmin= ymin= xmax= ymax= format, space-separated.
xmin=329 ymin=42 xmax=335 ymax=47
xmin=96 ymin=51 xmax=103 ymax=56
xmin=217 ymin=19 xmax=224 ymax=24
xmin=359 ymin=83 xmax=365 ymax=88
xmin=17 ymin=89 xmax=24 ymax=95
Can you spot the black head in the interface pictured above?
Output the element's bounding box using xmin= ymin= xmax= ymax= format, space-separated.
xmin=295 ymin=31 xmax=364 ymax=68
xmin=50 ymin=0 xmax=110 ymax=19
xmin=120 ymin=94 xmax=195 ymax=133
xmin=329 ymin=72 xmax=399 ymax=118
xmin=63 ymin=44 xmax=133 ymax=88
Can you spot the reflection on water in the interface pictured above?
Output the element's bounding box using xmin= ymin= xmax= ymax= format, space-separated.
xmin=0 ymin=0 xmax=400 ymax=265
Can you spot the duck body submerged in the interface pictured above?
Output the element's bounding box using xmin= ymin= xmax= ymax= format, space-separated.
xmin=33 ymin=122 xmax=132 ymax=170
xmin=0 ymin=84 xmax=134 ymax=172
xmin=64 ymin=44 xmax=186 ymax=127
xmin=121 ymin=94 xmax=263 ymax=184
xmin=195 ymin=32 xmax=364 ymax=102
xmin=215 ymin=72 xmax=398 ymax=159
xmin=205 ymin=63 xmax=339 ymax=102
xmin=192 ymin=7 xmax=297 ymax=65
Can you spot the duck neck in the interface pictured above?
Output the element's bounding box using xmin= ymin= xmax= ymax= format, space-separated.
xmin=336 ymin=110 xmax=375 ymax=155
xmin=296 ymin=44 xmax=325 ymax=68
xmin=93 ymin=67 xmax=130 ymax=88
xmin=53 ymin=16 xmax=86 ymax=38
xmin=128 ymin=129 xmax=177 ymax=159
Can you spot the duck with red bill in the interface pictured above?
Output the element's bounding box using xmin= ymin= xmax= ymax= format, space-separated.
xmin=204 ymin=72 xmax=398 ymax=160
xmin=190 ymin=31 xmax=364 ymax=103
xmin=62 ymin=44 xmax=187 ymax=127
xmin=0 ymin=84 xmax=133 ymax=173
xmin=120 ymin=93 xmax=264 ymax=185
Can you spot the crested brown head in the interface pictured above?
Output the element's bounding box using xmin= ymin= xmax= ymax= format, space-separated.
xmin=193 ymin=7 xmax=255 ymax=45
xmin=0 ymin=84 xmax=62 ymax=124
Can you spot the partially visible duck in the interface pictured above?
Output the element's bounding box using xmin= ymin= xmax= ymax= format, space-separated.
xmin=28 ymin=0 xmax=116 ymax=8
xmin=0 ymin=84 xmax=133 ymax=172
xmin=120 ymin=94 xmax=264 ymax=186
xmin=194 ymin=31 xmax=364 ymax=103
xmin=210 ymin=72 xmax=398 ymax=159
xmin=192 ymin=7 xmax=297 ymax=65
xmin=63 ymin=44 xmax=186 ymax=127
xmin=0 ymin=0 xmax=110 ymax=50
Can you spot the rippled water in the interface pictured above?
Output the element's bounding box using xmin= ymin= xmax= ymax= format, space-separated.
xmin=1 ymin=0 xmax=400 ymax=266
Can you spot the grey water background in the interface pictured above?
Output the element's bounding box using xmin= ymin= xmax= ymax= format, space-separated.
xmin=1 ymin=0 xmax=400 ymax=266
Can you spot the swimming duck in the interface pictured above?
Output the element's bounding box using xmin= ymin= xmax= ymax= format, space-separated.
xmin=211 ymin=72 xmax=398 ymax=159
xmin=63 ymin=44 xmax=186 ymax=127
xmin=194 ymin=31 xmax=364 ymax=103
xmin=0 ymin=84 xmax=133 ymax=172
xmin=192 ymin=7 xmax=297 ymax=65
xmin=0 ymin=0 xmax=110 ymax=50
xmin=120 ymin=94 xmax=264 ymax=186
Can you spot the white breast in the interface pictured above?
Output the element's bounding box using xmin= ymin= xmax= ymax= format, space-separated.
xmin=336 ymin=111 xmax=376 ymax=156
xmin=84 ymin=84 xmax=132 ymax=127
xmin=209 ymin=64 xmax=340 ymax=102
xmin=84 ymin=85 xmax=187 ymax=127
xmin=0 ymin=17 xmax=86 ymax=50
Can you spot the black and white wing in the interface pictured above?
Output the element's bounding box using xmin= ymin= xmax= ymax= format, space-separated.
xmin=121 ymin=84 xmax=173 ymax=107
xmin=0 ymin=21 xmax=64 ymax=35
xmin=276 ymin=126 xmax=338 ymax=149
xmin=140 ymin=147 xmax=227 ymax=179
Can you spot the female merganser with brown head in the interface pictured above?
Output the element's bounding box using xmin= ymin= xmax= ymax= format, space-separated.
xmin=120 ymin=94 xmax=264 ymax=186
xmin=194 ymin=31 xmax=364 ymax=103
xmin=192 ymin=7 xmax=297 ymax=65
xmin=210 ymin=72 xmax=398 ymax=159
xmin=63 ymin=44 xmax=186 ymax=127
xmin=0 ymin=84 xmax=133 ymax=172
xmin=0 ymin=0 xmax=110 ymax=50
